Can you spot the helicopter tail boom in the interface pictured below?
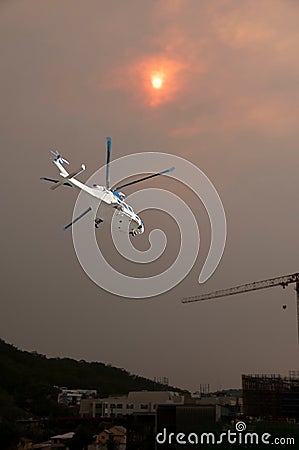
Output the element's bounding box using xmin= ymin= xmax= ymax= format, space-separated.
xmin=50 ymin=164 xmax=86 ymax=190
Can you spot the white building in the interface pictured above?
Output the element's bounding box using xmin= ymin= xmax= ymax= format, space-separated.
xmin=80 ymin=391 xmax=185 ymax=418
xmin=58 ymin=388 xmax=97 ymax=406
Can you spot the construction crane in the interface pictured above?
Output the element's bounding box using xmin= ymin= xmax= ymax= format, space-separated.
xmin=182 ymin=272 xmax=299 ymax=340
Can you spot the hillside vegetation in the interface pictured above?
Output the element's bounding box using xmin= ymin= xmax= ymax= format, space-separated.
xmin=0 ymin=338 xmax=182 ymax=420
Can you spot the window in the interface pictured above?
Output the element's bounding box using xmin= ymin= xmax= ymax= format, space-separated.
xmin=140 ymin=404 xmax=149 ymax=409
xmin=126 ymin=404 xmax=134 ymax=409
xmin=110 ymin=404 xmax=116 ymax=409
xmin=116 ymin=404 xmax=123 ymax=409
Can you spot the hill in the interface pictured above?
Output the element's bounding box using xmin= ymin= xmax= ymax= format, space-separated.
xmin=0 ymin=338 xmax=186 ymax=447
xmin=0 ymin=338 xmax=174 ymax=394
xmin=0 ymin=338 xmax=183 ymax=419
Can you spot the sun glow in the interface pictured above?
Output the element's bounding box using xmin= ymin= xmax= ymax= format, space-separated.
xmin=129 ymin=56 xmax=185 ymax=106
xmin=152 ymin=75 xmax=163 ymax=89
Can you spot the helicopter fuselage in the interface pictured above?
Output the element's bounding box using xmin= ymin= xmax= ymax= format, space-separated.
xmin=52 ymin=161 xmax=144 ymax=236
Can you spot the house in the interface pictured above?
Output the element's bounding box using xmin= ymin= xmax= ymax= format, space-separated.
xmin=50 ymin=432 xmax=75 ymax=449
xmin=94 ymin=426 xmax=126 ymax=449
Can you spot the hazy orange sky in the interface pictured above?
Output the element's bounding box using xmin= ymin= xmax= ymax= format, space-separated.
xmin=1 ymin=0 xmax=299 ymax=391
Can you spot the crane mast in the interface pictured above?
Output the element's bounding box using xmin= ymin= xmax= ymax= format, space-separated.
xmin=182 ymin=272 xmax=299 ymax=341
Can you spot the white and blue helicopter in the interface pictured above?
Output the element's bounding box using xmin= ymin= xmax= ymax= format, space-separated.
xmin=41 ymin=137 xmax=174 ymax=236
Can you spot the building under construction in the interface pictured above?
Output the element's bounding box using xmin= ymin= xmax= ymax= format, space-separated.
xmin=242 ymin=373 xmax=299 ymax=419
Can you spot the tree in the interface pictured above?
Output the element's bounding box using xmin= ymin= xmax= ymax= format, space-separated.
xmin=107 ymin=436 xmax=119 ymax=450
xmin=68 ymin=425 xmax=93 ymax=450
xmin=0 ymin=420 xmax=20 ymax=450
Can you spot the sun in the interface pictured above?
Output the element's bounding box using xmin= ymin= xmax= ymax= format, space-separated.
xmin=151 ymin=75 xmax=163 ymax=89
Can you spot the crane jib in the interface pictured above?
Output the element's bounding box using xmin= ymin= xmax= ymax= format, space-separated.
xmin=182 ymin=272 xmax=299 ymax=303
xmin=182 ymin=271 xmax=299 ymax=344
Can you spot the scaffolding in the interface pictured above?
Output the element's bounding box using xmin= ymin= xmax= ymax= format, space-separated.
xmin=242 ymin=374 xmax=299 ymax=419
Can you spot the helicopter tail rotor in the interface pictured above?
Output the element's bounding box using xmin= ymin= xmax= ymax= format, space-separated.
xmin=50 ymin=150 xmax=69 ymax=166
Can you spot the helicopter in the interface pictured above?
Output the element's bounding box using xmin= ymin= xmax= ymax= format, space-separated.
xmin=40 ymin=137 xmax=175 ymax=236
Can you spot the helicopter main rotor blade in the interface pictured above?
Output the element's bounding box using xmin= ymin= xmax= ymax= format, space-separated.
xmin=63 ymin=206 xmax=92 ymax=231
xmin=114 ymin=167 xmax=175 ymax=191
xmin=106 ymin=137 xmax=112 ymax=189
